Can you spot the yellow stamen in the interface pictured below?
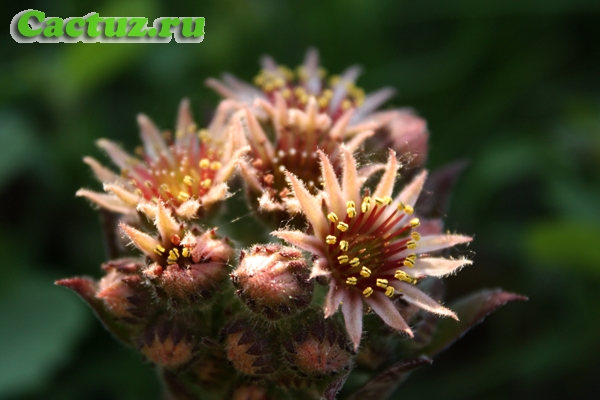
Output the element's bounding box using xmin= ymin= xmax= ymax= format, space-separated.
xmin=199 ymin=158 xmax=210 ymax=169
xmin=182 ymin=247 xmax=191 ymax=257
xmin=347 ymin=207 xmax=356 ymax=218
xmin=178 ymin=191 xmax=190 ymax=201
xmin=210 ymin=161 xmax=222 ymax=171
xmin=404 ymin=205 xmax=414 ymax=215
xmin=201 ymin=178 xmax=212 ymax=189
xmin=376 ymin=279 xmax=388 ymax=288
xmin=346 ymin=277 xmax=357 ymax=285
xmin=403 ymin=259 xmax=415 ymax=268
xmin=337 ymin=222 xmax=349 ymax=232
xmin=134 ymin=189 xmax=143 ymax=197
xmin=144 ymin=181 xmax=153 ymax=189
xmin=363 ymin=287 xmax=374 ymax=297
xmin=153 ymin=245 xmax=166 ymax=255
xmin=349 ymin=257 xmax=360 ymax=267
xmin=346 ymin=201 xmax=356 ymax=209
xmin=395 ymin=270 xmax=417 ymax=284
xmin=374 ymin=196 xmax=385 ymax=206
xmin=407 ymin=240 xmax=417 ymax=250
xmin=326 ymin=235 xmax=337 ymax=245
xmin=167 ymin=248 xmax=180 ymax=264
xmin=383 ymin=196 xmax=393 ymax=205
xmin=385 ymin=286 xmax=395 ymax=297
xmin=409 ymin=218 xmax=420 ymax=228
xmin=183 ymin=175 xmax=194 ymax=187
xmin=339 ymin=240 xmax=349 ymax=251
xmin=361 ymin=196 xmax=371 ymax=213
xmin=337 ymin=255 xmax=349 ymax=264
xmin=159 ymin=183 xmax=169 ymax=192
xmin=360 ymin=267 xmax=371 ymax=278
xmin=327 ymin=212 xmax=338 ymax=223
xmin=411 ymin=232 xmax=421 ymax=241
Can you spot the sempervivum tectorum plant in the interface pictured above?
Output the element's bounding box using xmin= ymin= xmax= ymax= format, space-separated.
xmin=206 ymin=49 xmax=428 ymax=224
xmin=273 ymin=146 xmax=473 ymax=349
xmin=120 ymin=201 xmax=234 ymax=309
xmin=77 ymin=99 xmax=248 ymax=220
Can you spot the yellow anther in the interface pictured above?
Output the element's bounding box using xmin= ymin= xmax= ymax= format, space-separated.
xmin=346 ymin=201 xmax=356 ymax=209
xmin=198 ymin=129 xmax=210 ymax=142
xmin=341 ymin=99 xmax=352 ymax=110
xmin=183 ymin=175 xmax=194 ymax=187
xmin=144 ymin=181 xmax=153 ymax=189
xmin=337 ymin=255 xmax=349 ymax=264
xmin=346 ymin=277 xmax=358 ymax=285
xmin=201 ymin=178 xmax=212 ymax=189
xmin=326 ymin=235 xmax=337 ymax=245
xmin=294 ymin=87 xmax=305 ymax=97
xmin=273 ymin=77 xmax=285 ymax=88
xmin=210 ymin=161 xmax=222 ymax=171
xmin=406 ymin=253 xmax=417 ymax=261
xmin=363 ymin=287 xmax=374 ymax=297
xmin=395 ymin=270 xmax=418 ymax=284
xmin=360 ymin=267 xmax=372 ymax=278
xmin=329 ymin=75 xmax=340 ymax=85
xmin=376 ymin=279 xmax=389 ymax=288
xmin=349 ymin=257 xmax=360 ymax=267
xmin=403 ymin=259 xmax=415 ymax=268
xmin=167 ymin=248 xmax=180 ymax=263
xmin=177 ymin=191 xmax=190 ymax=201
xmin=199 ymin=158 xmax=210 ymax=169
xmin=347 ymin=207 xmax=356 ymax=218
xmin=407 ymin=240 xmax=417 ymax=250
xmin=337 ymin=222 xmax=349 ymax=232
xmin=385 ymin=286 xmax=395 ymax=297
xmin=383 ymin=196 xmax=393 ymax=205
xmin=404 ymin=205 xmax=414 ymax=215
xmin=409 ymin=218 xmax=420 ymax=228
xmin=339 ymin=240 xmax=349 ymax=251
xmin=411 ymin=232 xmax=421 ymax=241
xmin=327 ymin=212 xmax=338 ymax=223
xmin=374 ymin=197 xmax=385 ymax=206
xmin=322 ymin=89 xmax=333 ymax=98
xmin=318 ymin=97 xmax=329 ymax=108
xmin=153 ymin=245 xmax=166 ymax=255
xmin=361 ymin=196 xmax=371 ymax=213
xmin=134 ymin=188 xmax=143 ymax=197
xmin=159 ymin=183 xmax=169 ymax=192
xmin=182 ymin=247 xmax=191 ymax=257
xmin=281 ymin=88 xmax=292 ymax=99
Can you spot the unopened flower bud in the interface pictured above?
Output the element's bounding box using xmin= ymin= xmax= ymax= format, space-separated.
xmin=281 ymin=310 xmax=354 ymax=377
xmin=231 ymin=244 xmax=313 ymax=320
xmin=138 ymin=318 xmax=197 ymax=368
xmin=223 ymin=315 xmax=280 ymax=376
xmin=231 ymin=385 xmax=270 ymax=400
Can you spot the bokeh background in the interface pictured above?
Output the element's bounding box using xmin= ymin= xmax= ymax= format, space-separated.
xmin=2 ymin=0 xmax=600 ymax=399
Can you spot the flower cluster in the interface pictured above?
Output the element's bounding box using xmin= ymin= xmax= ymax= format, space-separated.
xmin=58 ymin=49 xmax=523 ymax=400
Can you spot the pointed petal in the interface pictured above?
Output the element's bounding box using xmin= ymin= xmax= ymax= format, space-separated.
xmin=413 ymin=258 xmax=473 ymax=277
xmin=271 ymin=230 xmax=326 ymax=257
xmin=175 ymin=199 xmax=200 ymax=219
xmin=310 ymin=257 xmax=331 ymax=279
xmin=137 ymin=114 xmax=170 ymax=163
xmin=83 ymin=156 xmax=119 ymax=183
xmin=351 ymin=87 xmax=395 ymax=124
xmin=414 ymin=234 xmax=472 ymax=254
xmin=285 ymin=171 xmax=328 ymax=239
xmin=205 ymin=77 xmax=240 ymax=100
xmin=373 ymin=149 xmax=399 ymax=200
xmin=344 ymin=129 xmax=374 ymax=153
xmin=324 ymin=283 xmax=344 ymax=318
xmin=239 ymin=161 xmax=263 ymax=192
xmin=341 ymin=291 xmax=364 ymax=350
xmin=104 ymin=183 xmax=140 ymax=207
xmin=176 ymin=98 xmax=193 ymax=134
xmin=201 ymin=182 xmax=229 ymax=208
xmin=96 ymin=139 xmax=135 ymax=171
xmin=76 ymin=189 xmax=135 ymax=215
xmin=155 ymin=202 xmax=180 ymax=240
xmin=365 ymin=292 xmax=412 ymax=336
xmin=357 ymin=163 xmax=386 ymax=188
xmin=341 ymin=146 xmax=361 ymax=205
xmin=395 ymin=170 xmax=427 ymax=209
xmin=318 ymin=150 xmax=344 ymax=216
xmin=330 ymin=66 xmax=362 ymax=113
xmin=329 ymin=109 xmax=354 ymax=141
xmin=137 ymin=201 xmax=158 ymax=219
xmin=120 ymin=223 xmax=161 ymax=259
xmin=303 ymin=47 xmax=321 ymax=94
xmin=394 ymin=282 xmax=458 ymax=320
xmin=242 ymin=107 xmax=274 ymax=162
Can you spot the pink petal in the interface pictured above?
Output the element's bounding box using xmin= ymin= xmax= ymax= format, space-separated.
xmin=414 ymin=234 xmax=472 ymax=254
xmin=271 ymin=230 xmax=326 ymax=257
xmin=137 ymin=114 xmax=171 ymax=164
xmin=96 ymin=139 xmax=134 ymax=171
xmin=365 ymin=292 xmax=412 ymax=336
xmin=341 ymin=146 xmax=361 ymax=205
xmin=119 ymin=223 xmax=161 ymax=259
xmin=341 ymin=291 xmax=364 ymax=350
xmin=395 ymin=170 xmax=427 ymax=209
xmin=393 ymin=282 xmax=458 ymax=320
xmin=324 ymin=283 xmax=344 ymax=318
xmin=285 ymin=172 xmax=328 ymax=239
xmin=82 ymin=156 xmax=120 ymax=183
xmin=373 ymin=149 xmax=399 ymax=200
xmin=310 ymin=257 xmax=331 ymax=279
xmin=351 ymin=87 xmax=396 ymax=124
xmin=413 ymin=257 xmax=473 ymax=277
xmin=318 ymin=150 xmax=344 ymax=216
xmin=76 ymin=189 xmax=134 ymax=215
xmin=155 ymin=202 xmax=180 ymax=241
xmin=344 ymin=129 xmax=374 ymax=153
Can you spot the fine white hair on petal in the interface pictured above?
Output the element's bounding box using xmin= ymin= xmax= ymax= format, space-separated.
xmin=413 ymin=257 xmax=473 ymax=277
xmin=365 ymin=292 xmax=413 ymax=336
xmin=395 ymin=170 xmax=428 ymax=209
xmin=318 ymin=150 xmax=344 ymax=217
xmin=341 ymin=146 xmax=361 ymax=206
xmin=137 ymin=114 xmax=172 ymax=165
xmin=96 ymin=139 xmax=134 ymax=171
xmin=324 ymin=283 xmax=344 ymax=318
xmin=373 ymin=149 xmax=399 ymax=200
xmin=285 ymin=171 xmax=329 ymax=239
xmin=82 ymin=156 xmax=120 ymax=184
xmin=412 ymin=234 xmax=472 ymax=254
xmin=341 ymin=291 xmax=364 ymax=350
xmin=393 ymin=282 xmax=458 ymax=320
xmin=76 ymin=189 xmax=136 ymax=216
xmin=271 ymin=230 xmax=326 ymax=257
xmin=351 ymin=87 xmax=396 ymax=124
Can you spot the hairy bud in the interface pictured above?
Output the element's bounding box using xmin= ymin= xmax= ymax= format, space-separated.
xmin=231 ymin=244 xmax=313 ymax=320
xmin=137 ymin=317 xmax=198 ymax=369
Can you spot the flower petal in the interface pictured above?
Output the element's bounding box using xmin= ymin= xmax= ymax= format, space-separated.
xmin=413 ymin=258 xmax=473 ymax=277
xmin=83 ymin=156 xmax=120 ymax=183
xmin=414 ymin=234 xmax=472 ymax=254
xmin=137 ymin=114 xmax=171 ymax=164
xmin=365 ymin=292 xmax=412 ymax=336
xmin=395 ymin=170 xmax=427 ymax=209
xmin=272 ymin=230 xmax=326 ymax=257
xmin=324 ymin=283 xmax=344 ymax=318
xmin=341 ymin=291 xmax=364 ymax=350
xmin=96 ymin=139 xmax=135 ymax=171
xmin=120 ymin=223 xmax=161 ymax=259
xmin=373 ymin=149 xmax=399 ymax=200
xmin=76 ymin=189 xmax=135 ymax=215
xmin=318 ymin=150 xmax=344 ymax=216
xmin=285 ymin=171 xmax=328 ymax=239
xmin=341 ymin=146 xmax=361 ymax=206
xmin=351 ymin=87 xmax=396 ymax=124
xmin=155 ymin=201 xmax=180 ymax=241
xmin=394 ymin=282 xmax=458 ymax=320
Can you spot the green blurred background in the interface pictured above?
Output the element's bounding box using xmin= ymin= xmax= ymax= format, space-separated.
xmin=2 ymin=0 xmax=600 ymax=399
